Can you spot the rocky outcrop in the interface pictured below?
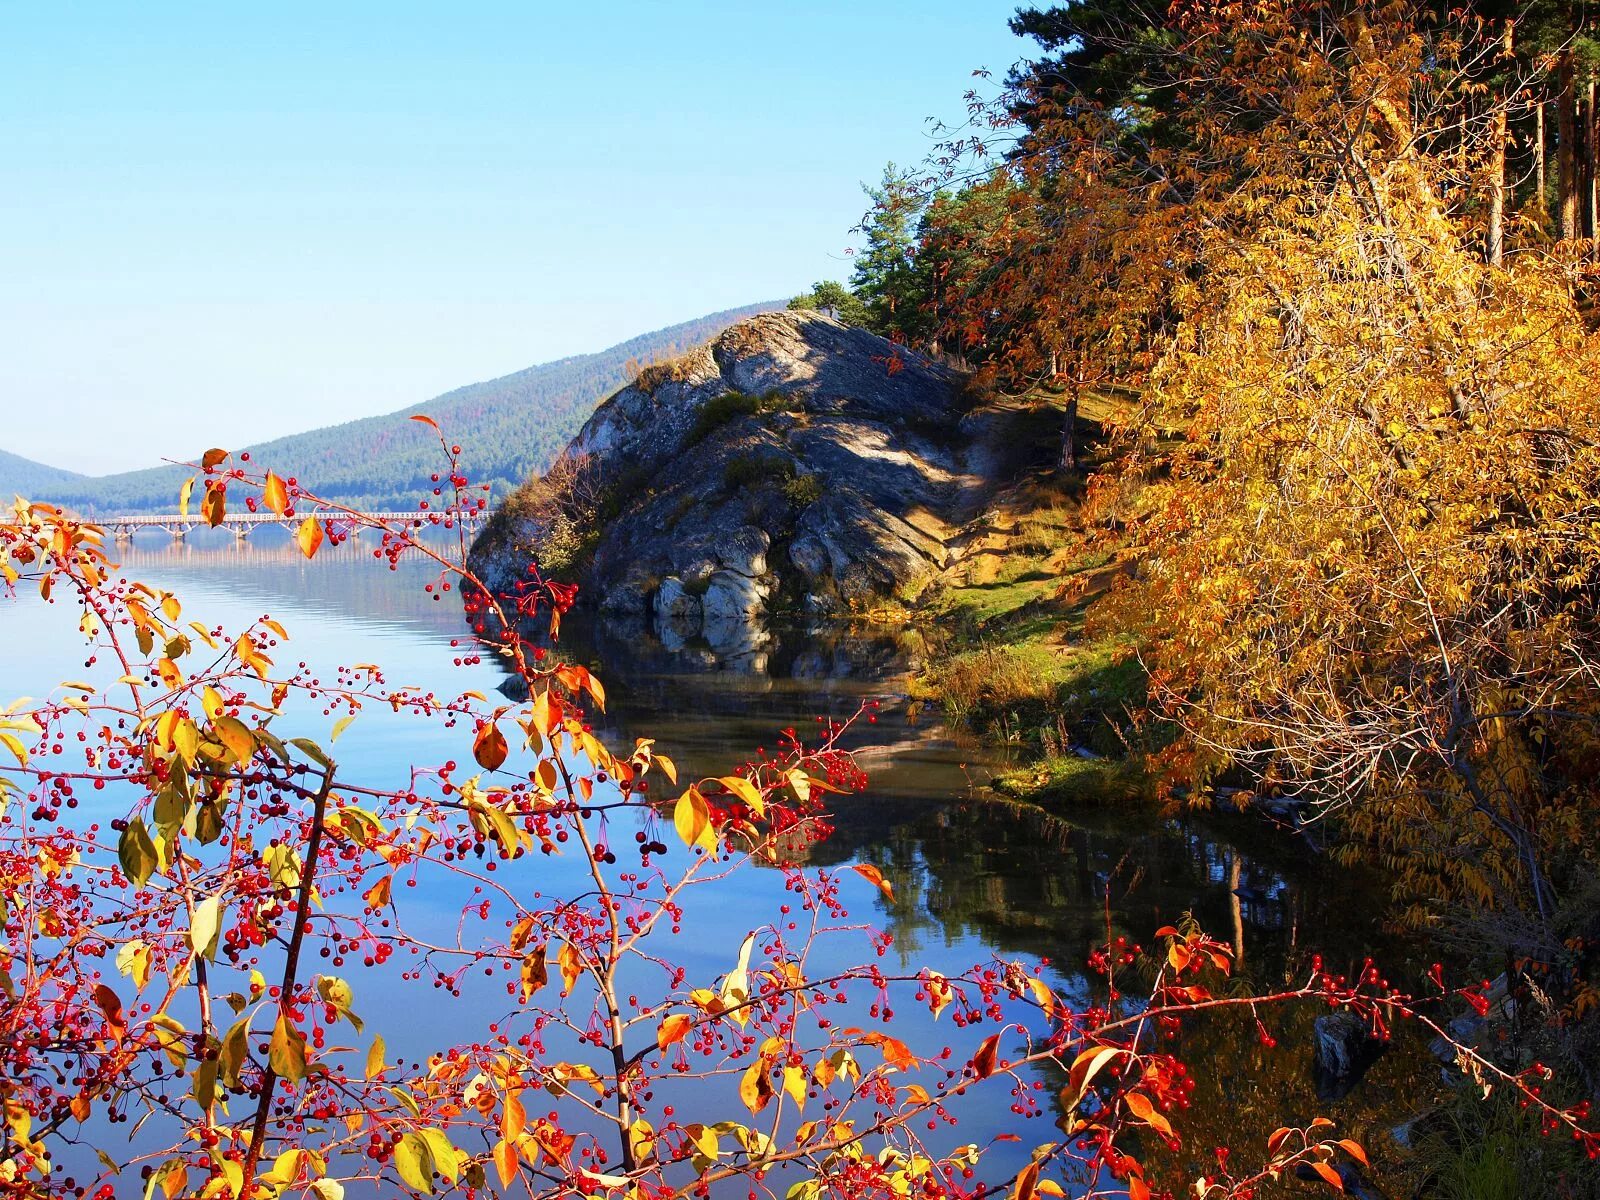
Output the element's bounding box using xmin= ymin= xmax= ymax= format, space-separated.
xmin=471 ymin=311 xmax=974 ymax=643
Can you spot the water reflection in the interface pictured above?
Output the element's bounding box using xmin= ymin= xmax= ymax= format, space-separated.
xmin=75 ymin=534 xmax=1439 ymax=1188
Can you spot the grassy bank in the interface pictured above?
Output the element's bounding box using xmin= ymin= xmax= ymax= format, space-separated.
xmin=911 ymin=394 xmax=1158 ymax=806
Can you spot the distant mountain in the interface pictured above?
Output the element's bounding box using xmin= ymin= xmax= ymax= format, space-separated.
xmin=8 ymin=302 xmax=781 ymax=514
xmin=0 ymin=449 xmax=87 ymax=497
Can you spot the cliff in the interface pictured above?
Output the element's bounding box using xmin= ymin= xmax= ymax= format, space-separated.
xmin=469 ymin=310 xmax=978 ymax=649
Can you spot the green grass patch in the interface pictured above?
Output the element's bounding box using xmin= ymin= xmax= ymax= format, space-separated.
xmin=993 ymin=753 xmax=1152 ymax=807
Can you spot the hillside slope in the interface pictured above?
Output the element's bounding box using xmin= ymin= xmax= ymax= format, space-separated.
xmin=0 ymin=449 xmax=86 ymax=498
xmin=9 ymin=302 xmax=780 ymax=513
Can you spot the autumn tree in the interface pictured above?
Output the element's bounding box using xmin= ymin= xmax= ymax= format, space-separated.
xmin=1023 ymin=2 xmax=1600 ymax=957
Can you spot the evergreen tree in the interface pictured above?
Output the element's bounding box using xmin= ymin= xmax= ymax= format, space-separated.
xmin=786 ymin=280 xmax=871 ymax=326
xmin=849 ymin=164 xmax=930 ymax=343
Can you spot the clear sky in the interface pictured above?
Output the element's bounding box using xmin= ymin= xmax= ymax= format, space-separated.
xmin=0 ymin=3 xmax=1028 ymax=474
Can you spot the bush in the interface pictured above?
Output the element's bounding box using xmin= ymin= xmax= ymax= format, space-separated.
xmin=631 ymin=351 xmax=699 ymax=394
xmin=783 ymin=473 xmax=824 ymax=508
xmin=722 ymin=452 xmax=794 ymax=491
xmin=685 ymin=390 xmax=791 ymax=448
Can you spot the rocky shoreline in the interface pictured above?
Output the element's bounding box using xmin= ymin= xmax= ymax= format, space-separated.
xmin=469 ymin=310 xmax=986 ymax=646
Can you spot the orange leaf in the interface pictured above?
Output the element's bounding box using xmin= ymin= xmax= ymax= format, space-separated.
xmin=201 ymin=448 xmax=229 ymax=470
xmin=879 ymin=1036 xmax=914 ymax=1071
xmin=558 ymin=941 xmax=582 ymax=995
xmin=296 ymin=516 xmax=323 ymax=559
xmin=503 ymin=1091 xmax=527 ymax=1141
xmin=410 ymin=414 xmax=439 ymax=430
xmin=474 ymin=722 xmax=509 ymax=771
xmin=263 ymin=471 xmax=288 ymax=516
xmin=972 ymin=1033 xmax=1000 ymax=1080
xmin=201 ymin=482 xmax=226 ymax=528
xmin=852 ymin=863 xmax=896 ymax=904
xmin=1337 ymin=1139 xmax=1368 ymax=1167
xmin=1124 ymin=1090 xmax=1174 ymax=1138
xmin=657 ymin=1014 xmax=692 ymax=1050
xmin=493 ymin=1137 xmax=518 ymax=1189
xmin=1309 ymin=1160 xmax=1345 ymax=1192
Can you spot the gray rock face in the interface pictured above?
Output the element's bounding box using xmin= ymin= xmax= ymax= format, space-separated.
xmin=471 ymin=310 xmax=972 ymax=639
xmin=1312 ymin=1011 xmax=1386 ymax=1101
xmin=653 ymin=576 xmax=702 ymax=630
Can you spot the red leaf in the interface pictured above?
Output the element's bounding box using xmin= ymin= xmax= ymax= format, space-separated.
xmin=972 ymin=1033 xmax=1001 ymax=1079
xmin=1310 ymin=1160 xmax=1345 ymax=1192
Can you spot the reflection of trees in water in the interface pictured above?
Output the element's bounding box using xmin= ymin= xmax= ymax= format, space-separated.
xmin=855 ymin=791 xmax=1410 ymax=995
xmin=495 ymin=605 xmax=1409 ymax=966
xmin=494 ymin=610 xmax=1411 ymax=997
xmin=887 ymin=797 xmax=1439 ymax=1192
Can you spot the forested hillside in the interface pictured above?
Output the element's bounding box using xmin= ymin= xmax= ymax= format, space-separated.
xmin=4 ymin=302 xmax=777 ymax=513
xmin=0 ymin=449 xmax=85 ymax=498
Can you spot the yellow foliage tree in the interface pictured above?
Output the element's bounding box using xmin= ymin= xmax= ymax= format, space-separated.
xmin=1083 ymin=3 xmax=1600 ymax=941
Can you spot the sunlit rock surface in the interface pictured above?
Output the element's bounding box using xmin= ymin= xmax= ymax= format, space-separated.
xmin=472 ymin=310 xmax=976 ymax=639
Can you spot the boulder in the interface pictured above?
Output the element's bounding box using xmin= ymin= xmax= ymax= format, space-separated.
xmin=1312 ymin=1011 xmax=1386 ymax=1101
xmin=703 ymin=570 xmax=772 ymax=626
xmin=653 ymin=577 xmax=702 ymax=631
xmin=470 ymin=310 xmax=972 ymax=636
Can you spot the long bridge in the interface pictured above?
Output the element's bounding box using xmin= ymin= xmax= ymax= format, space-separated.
xmin=101 ymin=510 xmax=485 ymax=543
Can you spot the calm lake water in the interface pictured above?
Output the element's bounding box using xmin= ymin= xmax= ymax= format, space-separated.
xmin=3 ymin=528 xmax=1436 ymax=1193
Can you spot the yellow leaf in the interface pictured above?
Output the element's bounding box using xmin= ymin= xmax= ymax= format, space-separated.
xmin=673 ymin=786 xmax=716 ymax=852
xmin=720 ymin=774 xmax=765 ymax=817
xmin=740 ymin=1059 xmax=773 ymax=1115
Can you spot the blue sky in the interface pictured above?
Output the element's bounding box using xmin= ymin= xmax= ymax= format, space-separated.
xmin=0 ymin=3 xmax=1027 ymax=473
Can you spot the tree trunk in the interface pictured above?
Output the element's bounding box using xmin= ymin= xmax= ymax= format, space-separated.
xmin=1537 ymin=99 xmax=1547 ymax=220
xmin=1228 ymin=853 xmax=1246 ymax=967
xmin=1559 ymin=51 xmax=1580 ymax=240
xmin=1593 ymin=80 xmax=1600 ymax=256
xmin=1487 ymin=22 xmax=1513 ymax=266
xmin=1585 ymin=80 xmax=1596 ymax=242
xmin=1058 ymin=394 xmax=1078 ymax=472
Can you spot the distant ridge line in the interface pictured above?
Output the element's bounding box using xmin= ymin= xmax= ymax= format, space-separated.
xmin=4 ymin=300 xmax=783 ymax=515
